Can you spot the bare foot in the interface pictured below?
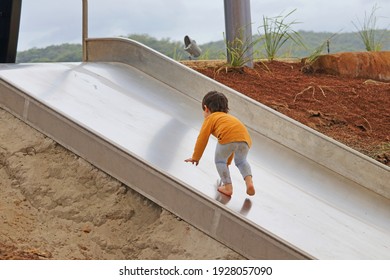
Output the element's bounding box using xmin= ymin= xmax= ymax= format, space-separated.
xmin=246 ymin=185 xmax=255 ymax=196
xmin=218 ymin=184 xmax=233 ymax=197
xmin=245 ymin=176 xmax=255 ymax=196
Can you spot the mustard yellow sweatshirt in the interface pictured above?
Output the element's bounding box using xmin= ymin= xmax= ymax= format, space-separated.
xmin=192 ymin=112 xmax=252 ymax=162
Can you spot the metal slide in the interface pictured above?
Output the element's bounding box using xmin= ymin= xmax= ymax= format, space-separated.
xmin=0 ymin=38 xmax=389 ymax=259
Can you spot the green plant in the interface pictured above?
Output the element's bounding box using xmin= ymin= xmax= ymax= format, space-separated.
xmin=172 ymin=45 xmax=183 ymax=61
xmin=222 ymin=26 xmax=260 ymax=68
xmin=352 ymin=4 xmax=388 ymax=51
xmin=258 ymin=9 xmax=306 ymax=61
xmin=198 ymin=49 xmax=211 ymax=60
xmin=305 ymin=32 xmax=338 ymax=65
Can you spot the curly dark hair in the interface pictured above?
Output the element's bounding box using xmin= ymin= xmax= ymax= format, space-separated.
xmin=201 ymin=91 xmax=229 ymax=113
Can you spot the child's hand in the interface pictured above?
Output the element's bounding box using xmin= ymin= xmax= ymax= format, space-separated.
xmin=184 ymin=158 xmax=199 ymax=166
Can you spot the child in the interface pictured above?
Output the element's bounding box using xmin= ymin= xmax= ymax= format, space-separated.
xmin=185 ymin=91 xmax=255 ymax=196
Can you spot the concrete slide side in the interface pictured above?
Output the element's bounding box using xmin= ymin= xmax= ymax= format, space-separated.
xmin=0 ymin=38 xmax=389 ymax=259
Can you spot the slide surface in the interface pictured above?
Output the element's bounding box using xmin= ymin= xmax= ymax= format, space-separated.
xmin=1 ymin=61 xmax=389 ymax=259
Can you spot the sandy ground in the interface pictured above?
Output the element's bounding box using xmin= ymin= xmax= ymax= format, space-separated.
xmin=0 ymin=108 xmax=243 ymax=260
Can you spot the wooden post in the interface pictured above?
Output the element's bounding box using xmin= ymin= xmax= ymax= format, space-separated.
xmin=82 ymin=0 xmax=88 ymax=62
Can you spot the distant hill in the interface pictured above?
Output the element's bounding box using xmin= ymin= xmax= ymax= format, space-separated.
xmin=16 ymin=31 xmax=390 ymax=63
xmin=16 ymin=43 xmax=83 ymax=63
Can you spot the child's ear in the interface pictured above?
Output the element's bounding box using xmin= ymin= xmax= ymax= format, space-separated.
xmin=204 ymin=105 xmax=210 ymax=113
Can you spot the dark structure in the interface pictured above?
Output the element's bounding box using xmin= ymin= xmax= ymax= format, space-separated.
xmin=224 ymin=0 xmax=253 ymax=67
xmin=0 ymin=0 xmax=22 ymax=63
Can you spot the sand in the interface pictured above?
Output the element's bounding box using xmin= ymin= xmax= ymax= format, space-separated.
xmin=0 ymin=108 xmax=243 ymax=260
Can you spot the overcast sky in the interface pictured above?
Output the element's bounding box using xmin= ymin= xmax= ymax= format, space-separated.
xmin=18 ymin=0 xmax=389 ymax=51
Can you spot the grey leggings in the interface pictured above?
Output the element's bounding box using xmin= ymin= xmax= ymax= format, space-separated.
xmin=214 ymin=142 xmax=252 ymax=185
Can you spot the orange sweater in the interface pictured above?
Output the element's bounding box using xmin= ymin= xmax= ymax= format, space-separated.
xmin=192 ymin=112 xmax=252 ymax=162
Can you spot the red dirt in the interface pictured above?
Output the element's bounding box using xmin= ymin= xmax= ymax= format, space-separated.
xmin=186 ymin=59 xmax=390 ymax=166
